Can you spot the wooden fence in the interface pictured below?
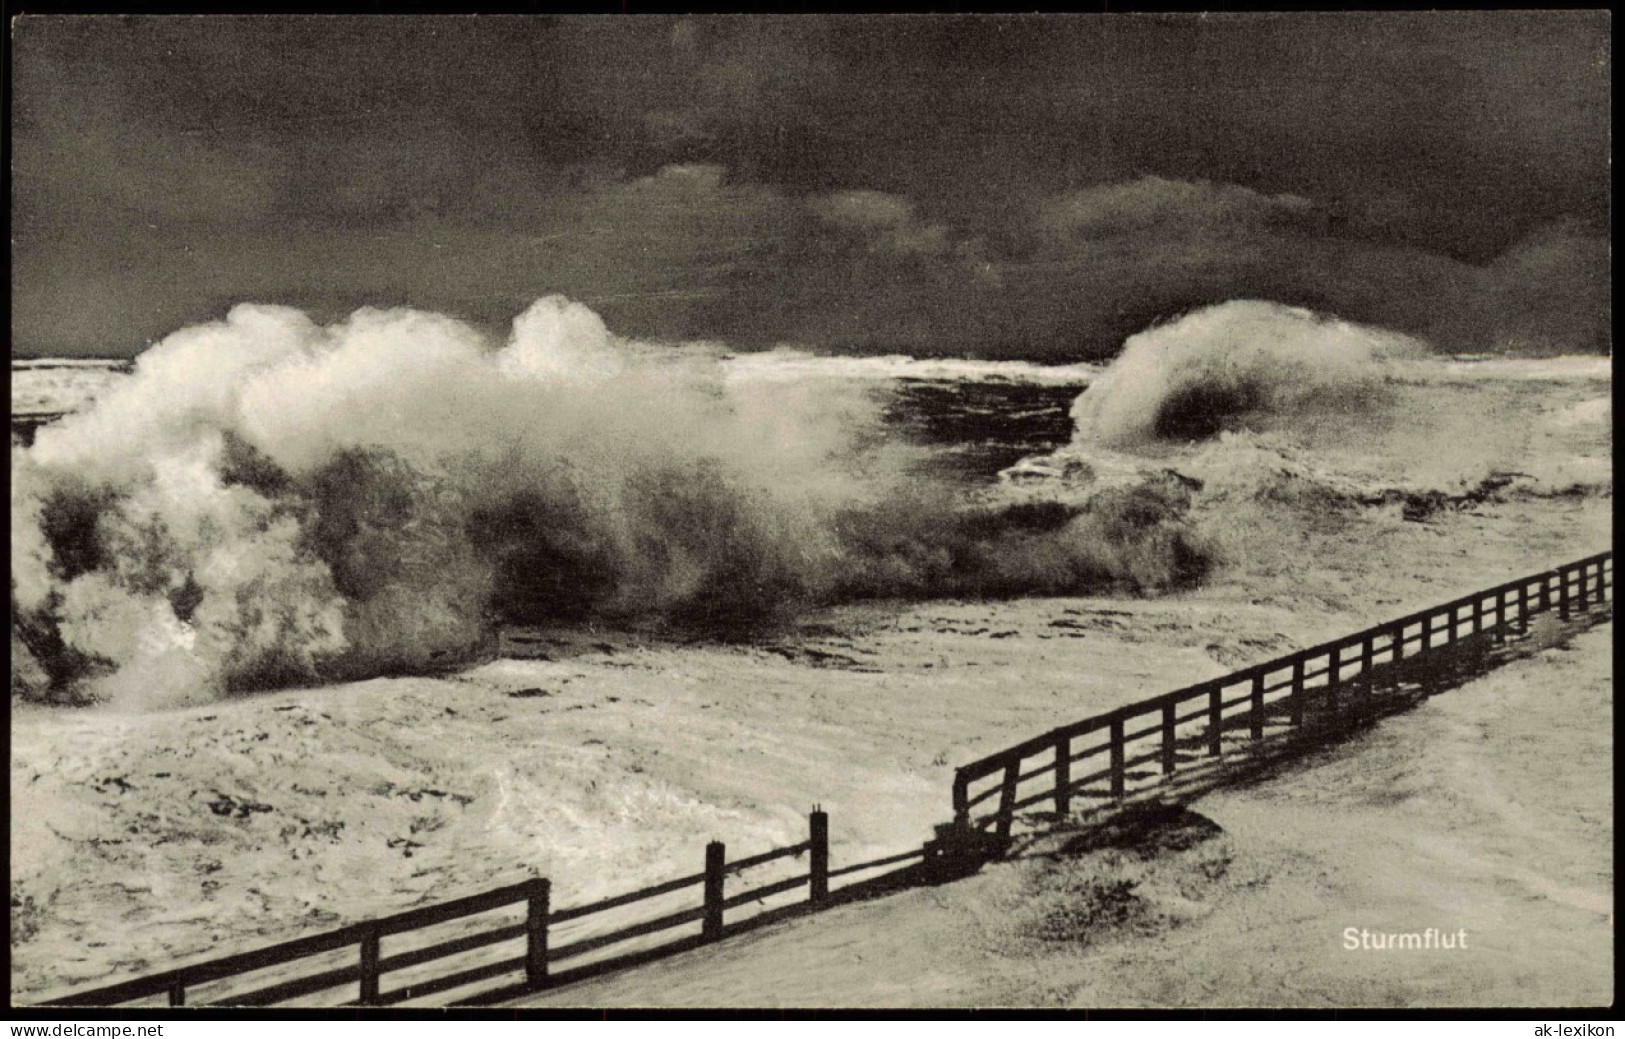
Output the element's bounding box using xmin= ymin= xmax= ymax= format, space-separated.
xmin=953 ymin=550 xmax=1613 ymax=838
xmin=40 ymin=807 xmax=930 ymax=1008
xmin=39 ymin=550 xmax=1611 ymax=1007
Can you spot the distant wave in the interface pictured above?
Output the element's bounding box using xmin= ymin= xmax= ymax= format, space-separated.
xmin=11 ymin=357 xmax=133 ymax=369
xmin=11 ymin=359 xmax=133 ymax=419
xmin=719 ymin=349 xmax=1101 ymax=387
xmin=1429 ymin=356 xmax=1612 ymax=383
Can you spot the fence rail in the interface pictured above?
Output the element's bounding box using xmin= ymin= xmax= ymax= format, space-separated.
xmin=38 ymin=551 xmax=1611 ymax=1007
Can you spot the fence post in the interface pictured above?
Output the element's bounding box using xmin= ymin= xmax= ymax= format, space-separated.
xmin=703 ymin=841 xmax=726 ymax=941
xmin=168 ymin=982 xmax=185 ymax=1008
xmin=1288 ymin=658 xmax=1305 ymax=727
xmin=995 ymin=762 xmax=1019 ymax=841
xmin=525 ymin=877 xmax=550 ymax=990
xmin=1161 ymin=703 xmax=1177 ymax=776
xmin=1559 ymin=567 xmax=1572 ymax=619
xmin=1250 ymin=673 xmax=1265 ymax=740
xmin=1053 ymin=734 xmax=1071 ymax=819
xmin=1360 ymin=635 xmax=1375 ymax=690
xmin=1578 ymin=563 xmax=1591 ymax=610
xmin=1447 ymin=603 xmax=1460 ymax=643
xmin=359 ymin=923 xmax=381 ymax=1005
xmin=1387 ymin=622 xmax=1406 ymax=692
xmin=1325 ymin=647 xmax=1340 ymax=713
xmin=1207 ymin=685 xmax=1223 ymax=757
xmin=951 ymin=771 xmax=970 ymax=830
xmin=1541 ymin=572 xmax=1553 ymax=614
xmin=1109 ymin=715 xmax=1126 ymax=799
xmin=809 ymin=808 xmax=829 ymax=904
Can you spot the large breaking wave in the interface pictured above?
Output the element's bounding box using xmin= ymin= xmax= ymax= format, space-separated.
xmin=1069 ymin=299 xmax=1424 ymax=446
xmin=1009 ymin=300 xmax=1611 ymax=540
xmin=11 ymin=297 xmax=1208 ymax=708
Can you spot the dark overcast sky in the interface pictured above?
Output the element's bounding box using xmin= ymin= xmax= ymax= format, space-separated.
xmin=10 ymin=13 xmax=1611 ymax=359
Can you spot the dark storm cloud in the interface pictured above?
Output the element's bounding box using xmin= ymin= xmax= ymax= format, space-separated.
xmin=9 ymin=13 xmax=1610 ymax=358
xmin=1035 ymin=179 xmax=1322 ymax=243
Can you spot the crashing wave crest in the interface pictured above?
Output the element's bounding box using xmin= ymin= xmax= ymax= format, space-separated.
xmin=1069 ymin=300 xmax=1423 ymax=446
xmin=1008 ymin=300 xmax=1610 ymax=521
